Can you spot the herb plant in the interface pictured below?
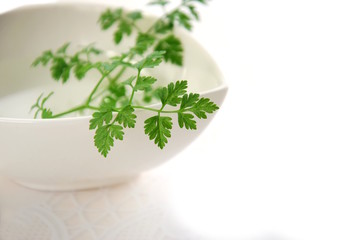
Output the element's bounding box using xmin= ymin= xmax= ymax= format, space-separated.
xmin=31 ymin=0 xmax=219 ymax=157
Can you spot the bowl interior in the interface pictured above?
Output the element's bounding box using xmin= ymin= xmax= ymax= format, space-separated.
xmin=0 ymin=3 xmax=225 ymax=119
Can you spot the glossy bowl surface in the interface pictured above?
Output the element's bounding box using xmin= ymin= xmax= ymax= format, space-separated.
xmin=0 ymin=2 xmax=227 ymax=190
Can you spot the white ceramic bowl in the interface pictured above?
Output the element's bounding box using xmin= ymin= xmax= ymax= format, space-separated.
xmin=0 ymin=2 xmax=227 ymax=190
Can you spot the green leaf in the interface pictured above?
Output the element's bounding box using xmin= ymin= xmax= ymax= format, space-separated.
xmin=187 ymin=5 xmax=199 ymax=20
xmin=148 ymin=0 xmax=170 ymax=6
xmin=155 ymin=35 xmax=183 ymax=66
xmin=62 ymin=67 xmax=71 ymax=82
xmin=32 ymin=50 xmax=53 ymax=67
xmin=115 ymin=105 xmax=136 ymax=128
xmin=120 ymin=20 xmax=132 ymax=35
xmin=134 ymin=76 xmax=157 ymax=91
xmin=143 ymin=95 xmax=153 ymax=103
xmin=101 ymin=96 xmax=118 ymax=108
xmin=189 ymin=97 xmax=219 ymax=119
xmin=98 ymin=61 xmax=121 ymax=73
xmin=183 ymin=0 xmax=208 ymax=4
xmin=153 ymin=20 xmax=174 ymax=34
xmin=134 ymin=51 xmax=165 ymax=70
xmin=114 ymin=30 xmax=123 ymax=45
xmin=170 ymin=10 xmax=192 ymax=30
xmin=132 ymin=33 xmax=156 ymax=55
xmin=144 ymin=115 xmax=173 ymax=149
xmin=41 ymin=108 xmax=53 ymax=119
xmin=109 ymin=124 xmax=124 ymax=140
xmin=109 ymin=58 xmax=134 ymax=70
xmin=33 ymin=43 xmax=106 ymax=83
xmin=50 ymin=57 xmax=71 ymax=82
xmin=86 ymin=46 xmax=103 ymax=55
xmin=56 ymin=42 xmax=70 ymax=54
xmin=109 ymin=83 xmax=126 ymax=97
xmin=158 ymin=80 xmax=188 ymax=106
xmin=180 ymin=93 xmax=200 ymax=109
xmin=98 ymin=9 xmax=122 ymax=30
xmin=194 ymin=0 xmax=208 ymax=4
xmin=178 ymin=112 xmax=197 ymax=130
xmin=74 ymin=62 xmax=93 ymax=80
xmin=127 ymin=11 xmax=142 ymax=21
xmin=94 ymin=125 xmax=114 ymax=157
xmin=78 ymin=44 xmax=103 ymax=57
xmin=70 ymin=54 xmax=80 ymax=64
xmin=114 ymin=20 xmax=132 ymax=44
xmin=89 ymin=108 xmax=113 ymax=130
xmin=122 ymin=75 xmax=137 ymax=86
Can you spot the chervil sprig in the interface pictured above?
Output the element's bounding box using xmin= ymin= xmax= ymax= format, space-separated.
xmin=32 ymin=43 xmax=103 ymax=83
xmin=30 ymin=92 xmax=54 ymax=119
xmin=31 ymin=0 xmax=218 ymax=157
xmin=90 ymin=77 xmax=218 ymax=153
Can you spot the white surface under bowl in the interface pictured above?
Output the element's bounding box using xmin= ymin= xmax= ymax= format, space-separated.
xmin=0 ymin=2 xmax=227 ymax=190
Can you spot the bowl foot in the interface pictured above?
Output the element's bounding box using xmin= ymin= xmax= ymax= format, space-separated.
xmin=13 ymin=175 xmax=139 ymax=191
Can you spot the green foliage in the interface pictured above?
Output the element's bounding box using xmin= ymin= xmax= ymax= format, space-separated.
xmin=98 ymin=8 xmax=143 ymax=45
xmin=74 ymin=62 xmax=93 ymax=80
xmin=134 ymin=76 xmax=157 ymax=91
xmin=114 ymin=20 xmax=132 ymax=44
xmin=142 ymin=79 xmax=218 ymax=148
xmin=169 ymin=9 xmax=192 ymax=30
xmin=98 ymin=9 xmax=123 ymax=30
xmin=148 ymin=0 xmax=170 ymax=6
xmin=115 ymin=105 xmax=137 ymax=128
xmin=158 ymin=80 xmax=187 ymax=106
xmin=127 ymin=11 xmax=143 ymax=21
xmin=31 ymin=0 xmax=219 ymax=158
xmin=155 ymin=35 xmax=183 ymax=65
xmin=30 ymin=92 xmax=54 ymax=119
xmin=134 ymin=51 xmax=165 ymax=70
xmin=153 ymin=20 xmax=174 ymax=34
xmin=109 ymin=82 xmax=127 ymax=97
xmin=31 ymin=43 xmax=102 ymax=83
xmin=180 ymin=93 xmax=200 ymax=109
xmin=189 ymin=97 xmax=219 ymax=119
xmin=132 ymin=33 xmax=156 ymax=55
xmin=51 ymin=57 xmax=70 ymax=82
xmin=89 ymin=105 xmax=113 ymax=130
xmin=178 ymin=112 xmax=196 ymax=129
xmin=144 ymin=116 xmax=172 ymax=149
xmin=94 ymin=124 xmax=124 ymax=157
xmin=56 ymin=42 xmax=71 ymax=54
xmin=32 ymin=50 xmax=53 ymax=67
xmin=151 ymin=0 xmax=207 ymax=34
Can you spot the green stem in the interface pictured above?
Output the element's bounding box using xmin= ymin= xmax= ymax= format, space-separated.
xmin=51 ymin=105 xmax=100 ymax=118
xmin=131 ymin=21 xmax=142 ymax=32
xmin=110 ymin=51 xmax=136 ymax=83
xmin=51 ymin=105 xmax=86 ymax=118
xmin=86 ymin=74 xmax=107 ymax=105
xmin=109 ymin=2 xmax=186 ymax=84
xmin=132 ymin=105 xmax=179 ymax=114
xmin=111 ymin=66 xmax=128 ymax=83
xmin=88 ymin=105 xmax=100 ymax=111
xmin=128 ymin=69 xmax=141 ymax=104
xmin=92 ymin=88 xmax=109 ymax=101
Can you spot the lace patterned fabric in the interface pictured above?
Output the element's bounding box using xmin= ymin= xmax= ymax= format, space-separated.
xmin=0 ymin=174 xmax=206 ymax=240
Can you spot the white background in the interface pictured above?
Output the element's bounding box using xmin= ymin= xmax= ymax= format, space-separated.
xmin=1 ymin=1 xmax=359 ymax=240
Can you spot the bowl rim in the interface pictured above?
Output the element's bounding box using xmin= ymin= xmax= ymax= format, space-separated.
xmin=0 ymin=1 xmax=228 ymax=123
